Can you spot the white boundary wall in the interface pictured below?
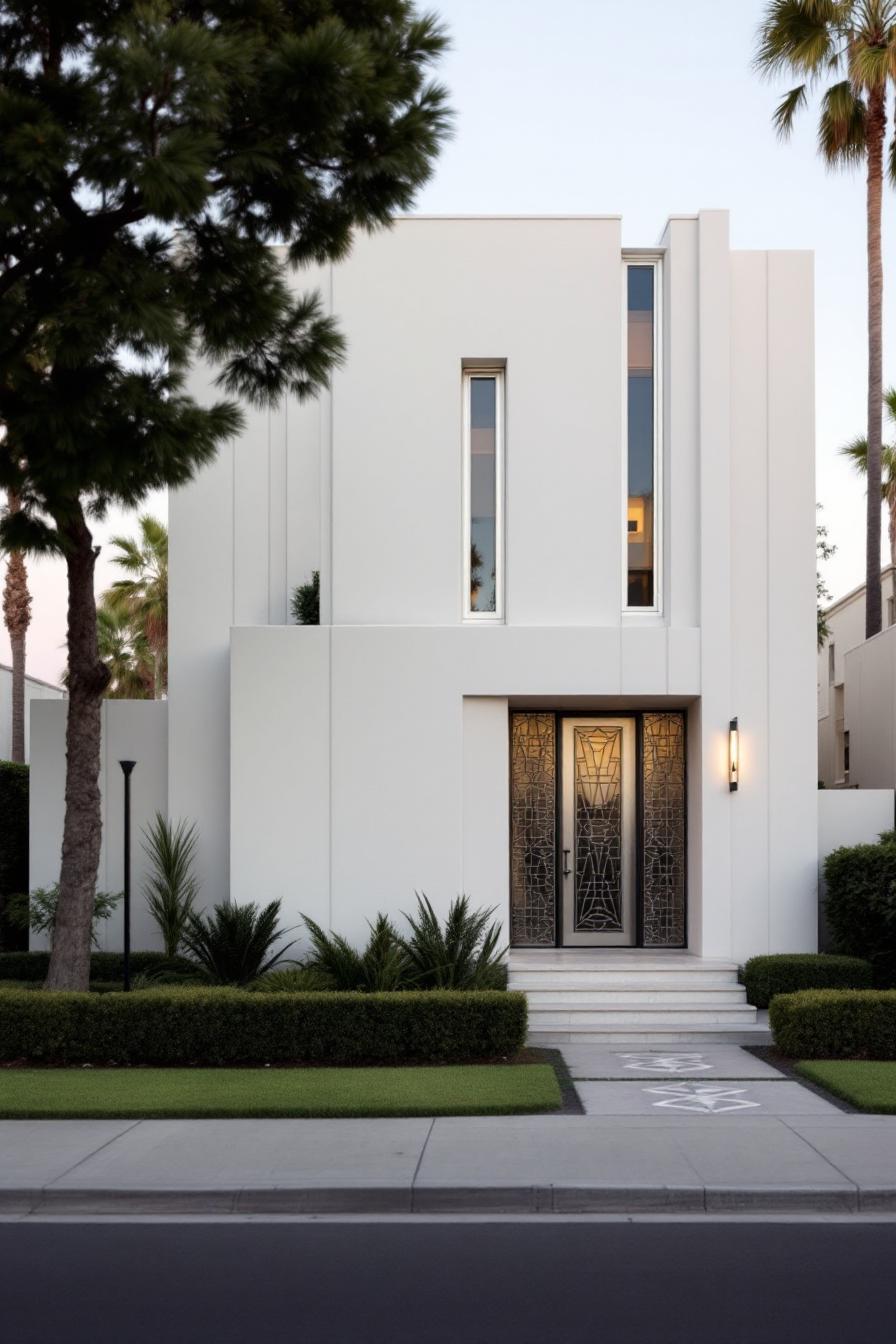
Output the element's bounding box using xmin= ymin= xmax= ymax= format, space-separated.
xmin=29 ymin=699 xmax=168 ymax=952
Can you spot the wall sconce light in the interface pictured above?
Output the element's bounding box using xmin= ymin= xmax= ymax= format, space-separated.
xmin=728 ymin=718 xmax=739 ymax=792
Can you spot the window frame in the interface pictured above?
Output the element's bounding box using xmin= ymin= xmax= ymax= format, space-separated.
xmin=622 ymin=254 xmax=663 ymax=615
xmin=462 ymin=366 xmax=505 ymax=622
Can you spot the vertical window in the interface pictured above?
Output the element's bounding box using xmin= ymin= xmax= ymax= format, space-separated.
xmin=888 ymin=594 xmax=895 ymax=626
xmin=625 ymin=261 xmax=659 ymax=609
xmin=464 ymin=369 xmax=503 ymax=619
xmin=828 ymin=643 xmax=835 ymax=683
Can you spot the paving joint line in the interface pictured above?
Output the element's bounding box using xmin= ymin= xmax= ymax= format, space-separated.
xmin=779 ymin=1116 xmax=861 ymax=1195
xmin=41 ymin=1119 xmax=145 ymax=1190
xmin=409 ymin=1118 xmax=435 ymax=1211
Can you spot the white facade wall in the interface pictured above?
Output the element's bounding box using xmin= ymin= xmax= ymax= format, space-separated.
xmin=817 ymin=567 xmax=896 ymax=786
xmin=29 ymin=699 xmax=168 ymax=951
xmin=0 ymin=667 xmax=64 ymax=763
xmin=842 ymin=622 xmax=896 ymax=788
xmin=161 ymin=212 xmax=819 ymax=963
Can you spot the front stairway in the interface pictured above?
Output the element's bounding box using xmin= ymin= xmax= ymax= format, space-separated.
xmin=509 ymin=949 xmax=769 ymax=1045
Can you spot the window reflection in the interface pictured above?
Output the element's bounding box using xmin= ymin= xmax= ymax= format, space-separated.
xmin=469 ymin=376 xmax=497 ymax=614
xmin=627 ymin=265 xmax=655 ymax=607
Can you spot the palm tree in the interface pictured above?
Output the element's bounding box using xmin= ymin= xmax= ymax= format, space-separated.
xmin=756 ymin=1 xmax=896 ymax=638
xmin=1 ymin=490 xmax=31 ymax=761
xmin=840 ymin=386 xmax=896 ymax=565
xmin=102 ymin=515 xmax=167 ymax=698
xmin=95 ymin=605 xmax=155 ymax=700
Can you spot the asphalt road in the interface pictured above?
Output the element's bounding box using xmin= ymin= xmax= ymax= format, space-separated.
xmin=2 ymin=1218 xmax=895 ymax=1343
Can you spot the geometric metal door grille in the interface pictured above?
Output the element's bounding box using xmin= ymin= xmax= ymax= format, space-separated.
xmin=641 ymin=712 xmax=686 ymax=946
xmin=509 ymin=712 xmax=556 ymax=946
xmin=572 ymin=725 xmax=624 ymax=931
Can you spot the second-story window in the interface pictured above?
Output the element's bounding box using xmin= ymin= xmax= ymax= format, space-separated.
xmin=464 ymin=368 xmax=504 ymax=620
xmin=625 ymin=260 xmax=660 ymax=609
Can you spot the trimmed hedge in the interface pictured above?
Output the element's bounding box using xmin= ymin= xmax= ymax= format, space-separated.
xmin=769 ymin=989 xmax=896 ymax=1059
xmin=0 ymin=988 xmax=528 ymax=1065
xmin=823 ymin=837 xmax=896 ymax=984
xmin=0 ymin=951 xmax=193 ymax=983
xmin=742 ymin=954 xmax=873 ymax=1008
xmin=0 ymin=762 xmax=28 ymax=951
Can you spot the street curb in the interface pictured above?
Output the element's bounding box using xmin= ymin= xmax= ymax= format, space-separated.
xmin=0 ymin=1183 xmax=885 ymax=1216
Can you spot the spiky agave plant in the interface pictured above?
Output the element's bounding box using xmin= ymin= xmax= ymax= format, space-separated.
xmin=301 ymin=913 xmax=410 ymax=991
xmin=400 ymin=894 xmax=507 ymax=989
xmin=181 ymin=899 xmax=296 ymax=986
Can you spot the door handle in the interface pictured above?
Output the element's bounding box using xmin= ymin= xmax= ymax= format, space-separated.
xmin=562 ymin=849 xmax=572 ymax=878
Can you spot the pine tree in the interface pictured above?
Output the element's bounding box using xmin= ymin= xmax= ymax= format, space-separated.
xmin=0 ymin=2 xmax=451 ymax=989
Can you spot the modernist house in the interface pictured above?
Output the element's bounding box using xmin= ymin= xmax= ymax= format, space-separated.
xmin=818 ymin=567 xmax=896 ymax=790
xmin=30 ymin=211 xmax=822 ymax=1038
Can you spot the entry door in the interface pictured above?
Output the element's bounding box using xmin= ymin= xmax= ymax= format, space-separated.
xmin=561 ymin=718 xmax=637 ymax=946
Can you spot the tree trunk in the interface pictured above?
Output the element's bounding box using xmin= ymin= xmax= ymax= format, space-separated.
xmin=44 ymin=505 xmax=110 ymax=991
xmin=889 ymin=495 xmax=896 ymax=571
xmin=10 ymin=628 xmax=25 ymax=762
xmin=865 ymin=88 xmax=886 ymax=639
xmin=2 ymin=490 xmax=31 ymax=763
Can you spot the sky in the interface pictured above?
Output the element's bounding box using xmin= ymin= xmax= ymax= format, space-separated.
xmin=2 ymin=0 xmax=893 ymax=683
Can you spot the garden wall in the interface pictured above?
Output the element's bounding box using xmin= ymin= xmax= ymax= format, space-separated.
xmin=29 ymin=699 xmax=168 ymax=952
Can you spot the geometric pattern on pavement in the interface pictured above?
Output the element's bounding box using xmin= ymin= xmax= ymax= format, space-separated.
xmin=618 ymin=1052 xmax=713 ymax=1074
xmin=643 ymin=1082 xmax=762 ymax=1113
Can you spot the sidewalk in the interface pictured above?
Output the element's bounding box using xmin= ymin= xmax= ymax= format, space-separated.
xmin=2 ymin=1046 xmax=895 ymax=1216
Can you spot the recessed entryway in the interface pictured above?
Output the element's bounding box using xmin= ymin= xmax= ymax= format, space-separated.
xmin=509 ymin=710 xmax=687 ymax=948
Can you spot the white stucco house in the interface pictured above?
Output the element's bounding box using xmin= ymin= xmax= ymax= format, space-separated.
xmin=33 ymin=209 xmax=854 ymax=1038
xmin=817 ymin=568 xmax=896 ymax=790
xmin=0 ymin=665 xmax=64 ymax=763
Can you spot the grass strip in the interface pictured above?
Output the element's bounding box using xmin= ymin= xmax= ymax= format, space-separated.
xmin=795 ymin=1060 xmax=896 ymax=1114
xmin=0 ymin=1064 xmax=561 ymax=1119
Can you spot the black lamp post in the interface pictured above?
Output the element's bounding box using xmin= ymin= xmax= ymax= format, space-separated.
xmin=119 ymin=760 xmax=136 ymax=991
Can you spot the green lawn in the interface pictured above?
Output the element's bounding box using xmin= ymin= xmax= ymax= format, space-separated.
xmin=0 ymin=1064 xmax=562 ymax=1119
xmin=796 ymin=1060 xmax=896 ymax=1114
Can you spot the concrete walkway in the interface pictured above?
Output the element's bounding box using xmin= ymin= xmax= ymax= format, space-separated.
xmin=2 ymin=1047 xmax=894 ymax=1216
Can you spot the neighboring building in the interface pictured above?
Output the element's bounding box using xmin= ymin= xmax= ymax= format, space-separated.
xmin=818 ymin=568 xmax=896 ymax=788
xmin=0 ymin=665 xmax=64 ymax=763
xmin=31 ymin=210 xmax=825 ymax=1035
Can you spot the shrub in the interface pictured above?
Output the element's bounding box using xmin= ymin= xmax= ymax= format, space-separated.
xmin=302 ymin=913 xmax=410 ymax=991
xmin=291 ymin=571 xmax=320 ymax=625
xmin=250 ymin=967 xmax=334 ymax=993
xmin=0 ymin=761 xmax=28 ymax=950
xmin=823 ymin=836 xmax=896 ymax=984
xmin=0 ymin=951 xmax=194 ymax=983
xmin=0 ymin=988 xmax=527 ymax=1065
xmin=742 ymin=954 xmax=873 ymax=1008
xmin=770 ymin=989 xmax=896 ymax=1059
xmin=142 ymin=814 xmax=200 ymax=957
xmin=181 ymin=899 xmax=296 ymax=985
xmin=400 ymin=894 xmax=507 ymax=989
xmin=4 ymin=884 xmax=121 ymax=949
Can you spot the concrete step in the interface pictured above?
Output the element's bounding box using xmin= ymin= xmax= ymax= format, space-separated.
xmin=509 ymin=971 xmax=740 ymax=991
xmin=529 ymin=1024 xmax=773 ymax=1045
xmin=528 ymin=1005 xmax=758 ymax=1029
xmin=515 ymin=987 xmax=748 ymax=1006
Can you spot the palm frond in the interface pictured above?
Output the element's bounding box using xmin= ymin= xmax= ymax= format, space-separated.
xmin=142 ymin=813 xmax=200 ymax=957
xmin=818 ymin=79 xmax=867 ymax=162
xmin=754 ymin=1 xmax=839 ymax=79
xmin=773 ymin=83 xmax=809 ymax=135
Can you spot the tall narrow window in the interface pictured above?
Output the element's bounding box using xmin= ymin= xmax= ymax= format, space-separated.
xmin=464 ymin=369 xmax=503 ymax=619
xmin=626 ymin=262 xmax=659 ymax=608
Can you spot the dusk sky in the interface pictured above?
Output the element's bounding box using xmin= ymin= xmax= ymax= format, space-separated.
xmin=4 ymin=0 xmax=893 ymax=683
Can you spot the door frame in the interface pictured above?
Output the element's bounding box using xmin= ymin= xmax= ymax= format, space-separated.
xmin=509 ymin=707 xmax=689 ymax=949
